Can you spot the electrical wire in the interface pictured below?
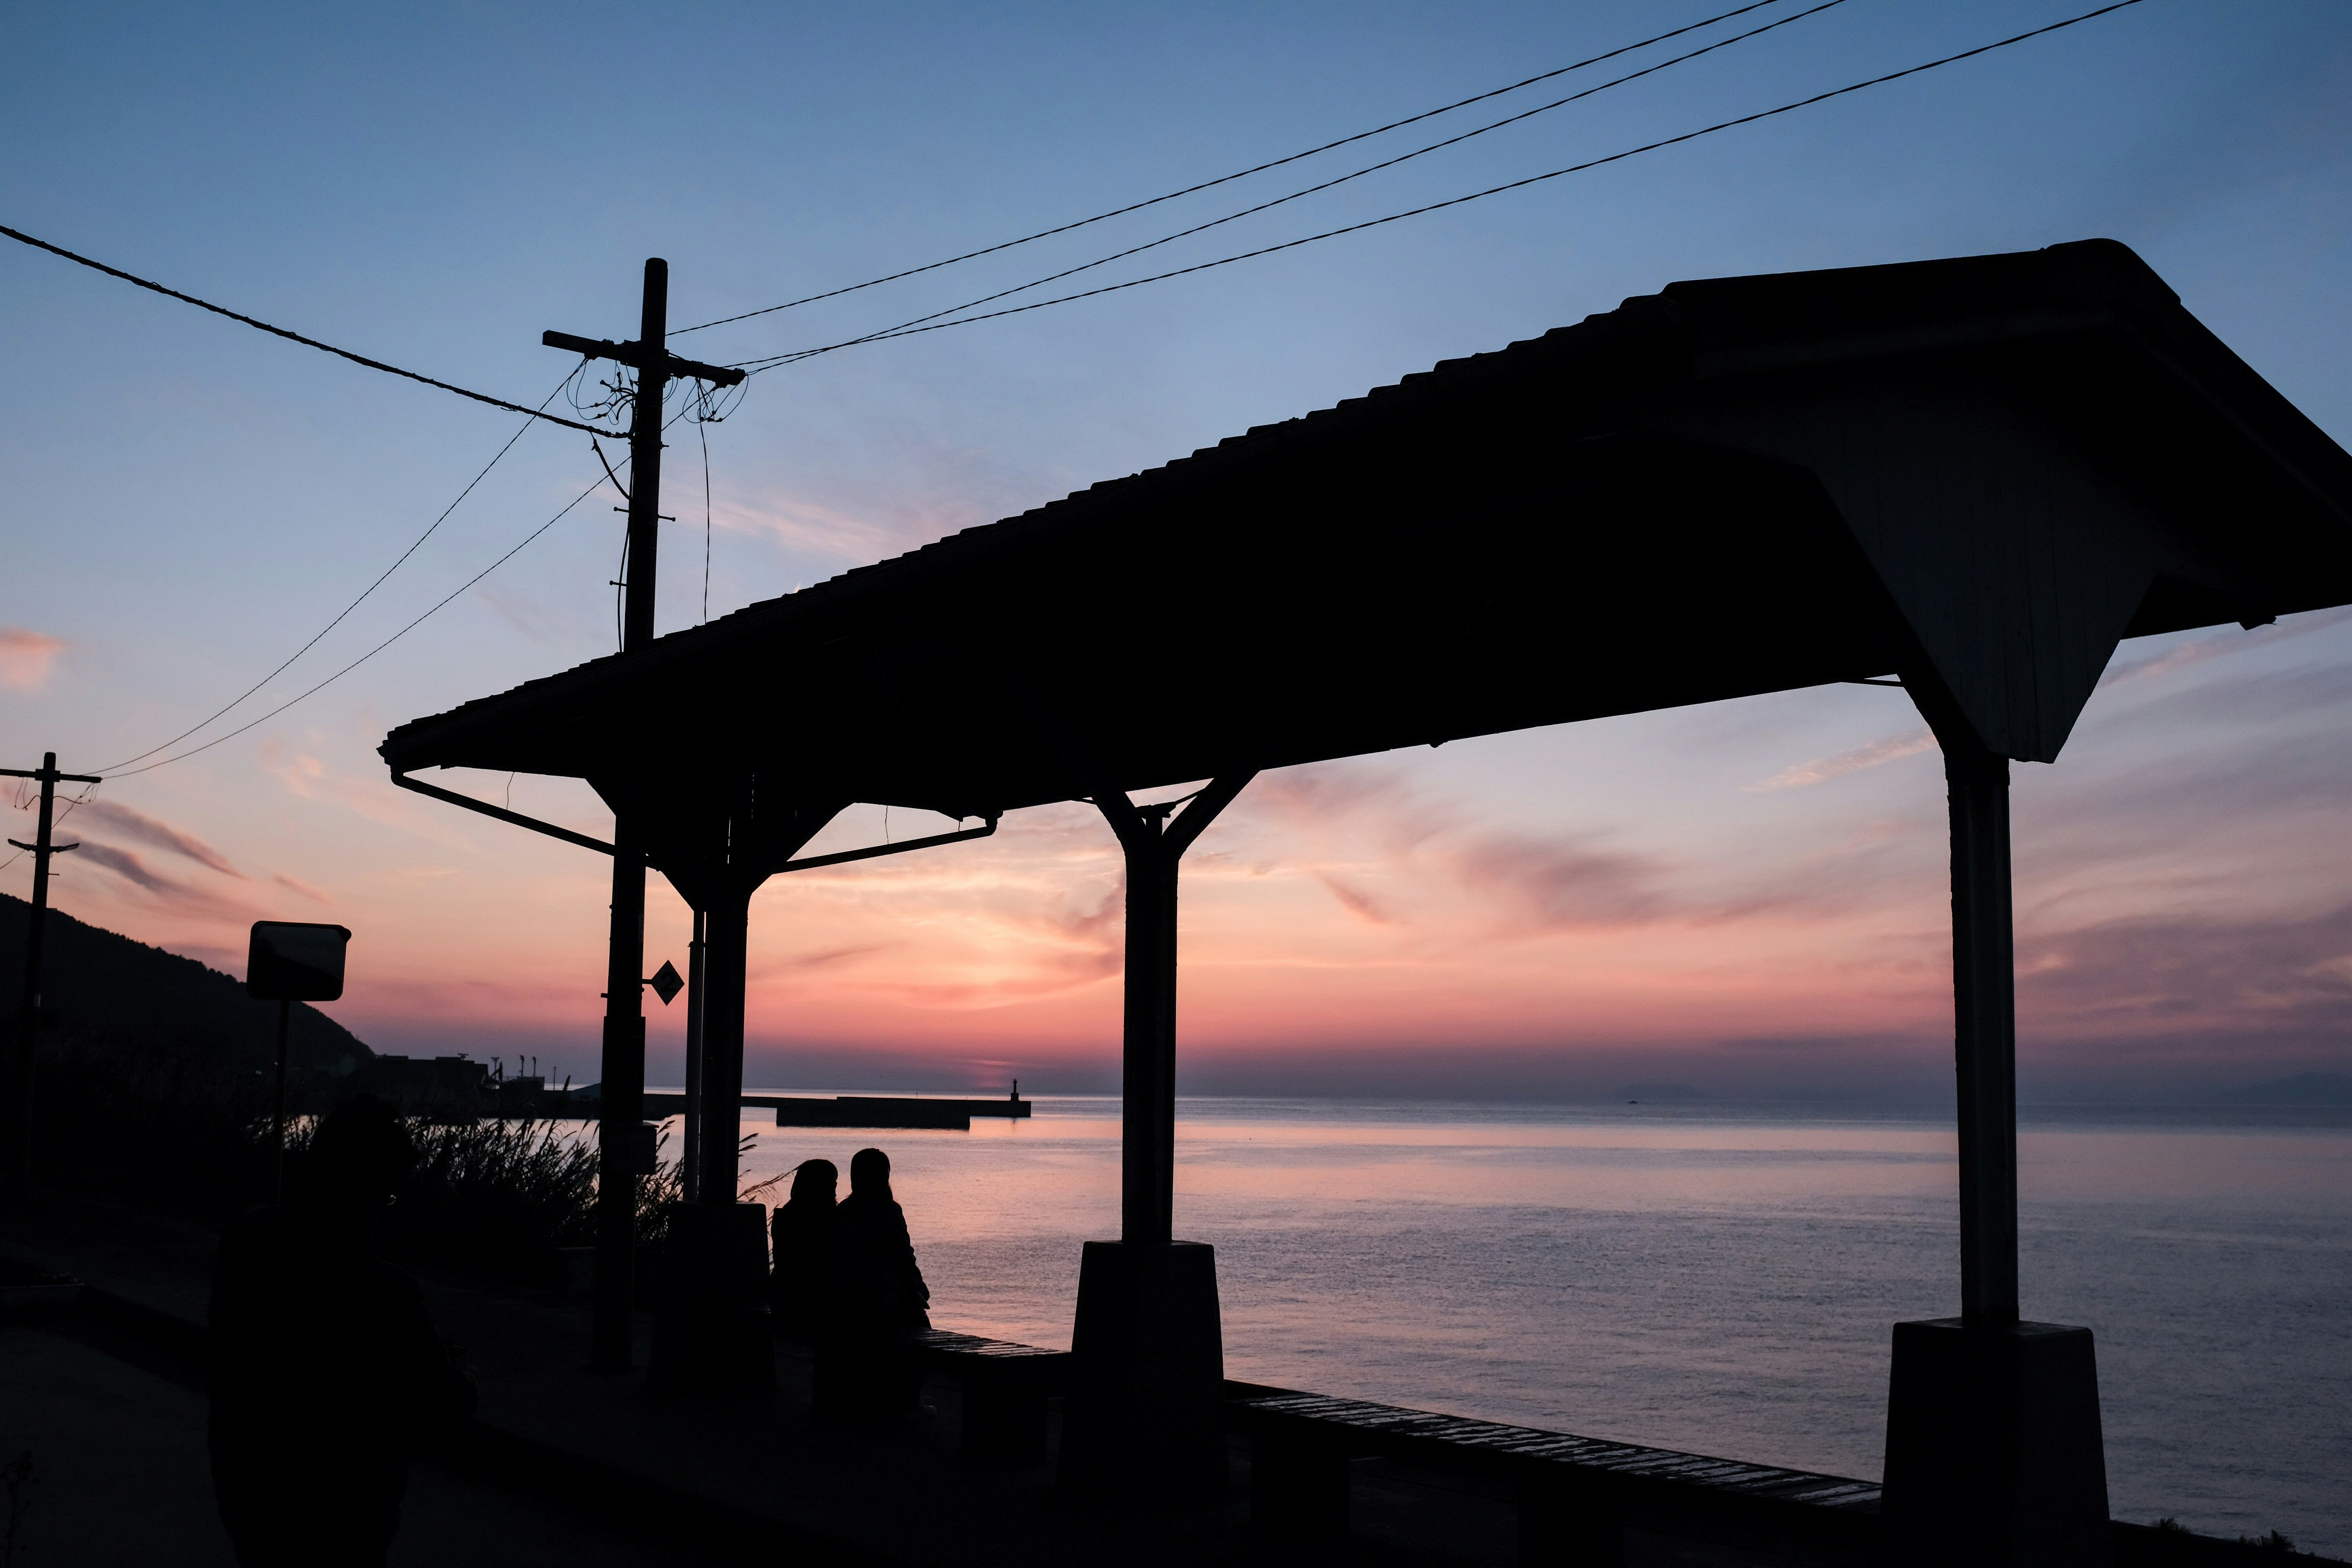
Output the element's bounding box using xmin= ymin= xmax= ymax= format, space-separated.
xmin=669 ymin=0 xmax=1794 ymax=337
xmin=744 ymin=0 xmax=2149 ymax=372
xmin=106 ymin=478 xmax=608 ymax=780
xmin=97 ymin=367 xmax=588 ymax=773
xmin=731 ymin=0 xmax=1845 ymax=373
xmin=0 ymin=224 xmax=627 ymax=438
xmin=596 ymin=383 xmax=734 ymax=647
xmin=698 ymin=413 xmax=714 ymax=625
xmin=0 ymin=782 xmax=99 ymax=877
xmin=612 ymin=527 xmax=629 ymax=651
xmin=101 ymin=365 xmax=702 ymax=778
xmin=28 ymin=4 xmax=2143 ymax=792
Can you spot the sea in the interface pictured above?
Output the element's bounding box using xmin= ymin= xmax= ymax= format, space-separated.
xmin=717 ymin=1095 xmax=2351 ymax=1556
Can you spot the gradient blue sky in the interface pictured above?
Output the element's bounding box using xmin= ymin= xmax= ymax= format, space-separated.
xmin=5 ymin=1 xmax=2350 ymax=1098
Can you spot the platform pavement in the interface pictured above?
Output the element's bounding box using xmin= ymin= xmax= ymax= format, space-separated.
xmin=1 ymin=1195 xmax=1860 ymax=1567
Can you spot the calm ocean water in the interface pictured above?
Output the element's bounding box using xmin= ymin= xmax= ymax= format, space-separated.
xmin=713 ymin=1096 xmax=2351 ymax=1556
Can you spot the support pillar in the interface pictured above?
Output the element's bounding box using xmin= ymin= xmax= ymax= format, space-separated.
xmin=1948 ymin=742 xmax=2018 ymax=1324
xmin=695 ymin=889 xmax=751 ymax=1207
xmin=1061 ymin=773 xmax=1254 ymax=1501
xmin=650 ymin=883 xmax=771 ymax=1392
xmin=682 ymin=909 xmax=706 ymax=1203
xmin=1881 ymin=737 xmax=2109 ymax=1567
xmin=1122 ymin=841 xmax=1179 ymax=1245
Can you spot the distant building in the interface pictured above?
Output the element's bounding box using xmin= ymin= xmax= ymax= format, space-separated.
xmin=354 ymin=1055 xmax=489 ymax=1122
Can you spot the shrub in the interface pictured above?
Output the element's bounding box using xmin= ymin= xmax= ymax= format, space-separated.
xmin=24 ymin=1021 xmax=689 ymax=1282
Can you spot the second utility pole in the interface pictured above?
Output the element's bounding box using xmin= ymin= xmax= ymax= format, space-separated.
xmin=4 ymin=751 xmax=100 ymax=1205
xmin=545 ymin=259 xmax=744 ymax=1373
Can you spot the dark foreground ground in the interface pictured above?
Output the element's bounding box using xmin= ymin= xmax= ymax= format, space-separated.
xmin=0 ymin=1197 xmax=2329 ymax=1567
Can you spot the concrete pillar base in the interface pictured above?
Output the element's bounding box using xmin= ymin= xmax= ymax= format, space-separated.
xmin=1058 ymin=1240 xmax=1226 ymax=1501
xmin=1880 ymin=1317 xmax=2110 ymax=1568
xmin=648 ymin=1201 xmax=775 ymax=1394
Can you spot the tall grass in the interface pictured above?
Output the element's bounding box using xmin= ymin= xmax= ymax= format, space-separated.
xmin=27 ymin=1021 xmax=277 ymax=1205
xmin=287 ymin=1115 xmax=684 ymax=1283
xmin=28 ymin=1022 xmax=689 ymax=1282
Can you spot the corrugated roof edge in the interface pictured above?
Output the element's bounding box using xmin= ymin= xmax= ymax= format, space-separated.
xmin=382 ymin=284 xmax=1680 ymax=762
xmin=380 ymin=238 xmax=2332 ymax=767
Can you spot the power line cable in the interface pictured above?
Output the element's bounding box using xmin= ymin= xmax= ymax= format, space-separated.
xmin=733 ymin=0 xmax=1845 ymax=372
xmin=107 ymin=479 xmax=608 ymax=779
xmin=744 ymin=0 xmax=2148 ymax=371
xmin=670 ymin=0 xmax=1794 ymax=337
xmin=698 ymin=412 xmax=714 ymax=624
xmin=97 ymin=367 xmax=586 ymax=773
xmin=0 ymin=224 xmax=627 ymax=438
xmin=100 ymin=370 xmax=714 ymax=776
xmin=1 ymin=783 xmax=99 ymax=878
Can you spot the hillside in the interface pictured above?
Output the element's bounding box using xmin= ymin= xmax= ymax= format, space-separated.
xmin=0 ymin=893 xmax=370 ymax=1071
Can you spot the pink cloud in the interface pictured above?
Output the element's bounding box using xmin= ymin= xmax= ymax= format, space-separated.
xmin=0 ymin=628 xmax=65 ymax=692
xmin=1445 ymin=830 xmax=1668 ymax=932
xmin=78 ymin=800 xmax=244 ymax=878
xmin=1317 ymin=874 xmax=1399 ymax=926
xmin=70 ymin=841 xmax=252 ymax=917
xmin=1746 ymin=729 xmax=1939 ymax=792
xmin=867 ymin=880 xmax=1127 ymax=1009
xmin=2095 ymin=605 xmax=2352 ymax=693
xmin=273 ymin=871 xmax=335 ymax=906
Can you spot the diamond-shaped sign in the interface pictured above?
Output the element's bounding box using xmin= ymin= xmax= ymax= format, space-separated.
xmin=648 ymin=960 xmax=684 ymax=1006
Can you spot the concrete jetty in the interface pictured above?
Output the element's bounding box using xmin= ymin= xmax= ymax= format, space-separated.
xmin=541 ymin=1090 xmax=1035 ymax=1132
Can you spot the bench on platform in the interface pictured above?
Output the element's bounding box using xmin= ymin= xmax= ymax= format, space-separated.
xmin=1229 ymin=1386 xmax=1881 ymax=1565
xmin=913 ymin=1328 xmax=1070 ymax=1466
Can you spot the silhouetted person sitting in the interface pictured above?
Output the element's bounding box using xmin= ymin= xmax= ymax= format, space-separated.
xmin=816 ymin=1146 xmax=931 ymax=1422
xmin=769 ymin=1158 xmax=838 ymax=1341
xmin=209 ymin=1095 xmax=475 ymax=1568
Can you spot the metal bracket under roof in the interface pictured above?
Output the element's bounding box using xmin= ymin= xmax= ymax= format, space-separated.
xmin=390 ymin=770 xmax=999 ymax=873
xmin=394 ymin=769 xmax=621 ymax=856
xmin=770 ymin=816 xmax=999 ymax=875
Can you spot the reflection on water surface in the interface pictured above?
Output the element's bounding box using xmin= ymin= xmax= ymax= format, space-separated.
xmin=696 ymin=1095 xmax=2350 ymax=1554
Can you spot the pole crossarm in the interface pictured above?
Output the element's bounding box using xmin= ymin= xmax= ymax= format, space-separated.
xmin=541 ymin=330 xmax=747 ymax=388
xmin=0 ymin=768 xmax=101 ymax=784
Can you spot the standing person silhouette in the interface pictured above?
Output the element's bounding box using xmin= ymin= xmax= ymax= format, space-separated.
xmin=769 ymin=1158 xmax=838 ymax=1341
xmin=818 ymin=1146 xmax=930 ymax=1421
xmin=208 ymin=1095 xmax=475 ymax=1567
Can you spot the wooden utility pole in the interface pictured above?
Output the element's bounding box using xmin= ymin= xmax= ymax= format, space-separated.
xmin=4 ymin=752 xmax=101 ymax=1204
xmin=544 ymin=260 xmax=744 ymax=1373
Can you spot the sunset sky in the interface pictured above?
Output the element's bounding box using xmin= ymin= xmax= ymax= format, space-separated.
xmin=5 ymin=1 xmax=2350 ymax=1100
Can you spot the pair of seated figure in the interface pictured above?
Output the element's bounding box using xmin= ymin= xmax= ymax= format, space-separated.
xmin=770 ymin=1145 xmax=933 ymax=1420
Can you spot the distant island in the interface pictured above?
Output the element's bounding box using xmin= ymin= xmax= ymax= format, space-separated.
xmin=2215 ymin=1071 xmax=2352 ymax=1106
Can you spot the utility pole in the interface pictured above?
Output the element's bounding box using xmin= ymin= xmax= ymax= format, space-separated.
xmin=544 ymin=260 xmax=744 ymax=1374
xmin=4 ymin=752 xmax=101 ymax=1204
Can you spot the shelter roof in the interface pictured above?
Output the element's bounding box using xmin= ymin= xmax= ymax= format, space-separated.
xmin=382 ymin=240 xmax=2352 ymax=822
